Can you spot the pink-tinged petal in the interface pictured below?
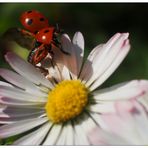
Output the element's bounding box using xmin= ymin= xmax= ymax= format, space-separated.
xmin=0 ymin=105 xmax=44 ymax=124
xmin=138 ymin=92 xmax=148 ymax=109
xmin=90 ymin=41 xmax=130 ymax=91
xmin=86 ymin=33 xmax=130 ymax=89
xmin=0 ymin=81 xmax=12 ymax=87
xmin=81 ymin=33 xmax=130 ymax=89
xmin=0 ymin=97 xmax=44 ymax=107
xmin=91 ymin=100 xmax=148 ymax=145
xmin=0 ymin=68 xmax=45 ymax=96
xmin=1 ymin=105 xmax=43 ymax=115
xmin=80 ymin=33 xmax=121 ymax=82
xmin=0 ymin=85 xmax=47 ymax=103
xmin=43 ymin=124 xmax=62 ymax=145
xmin=0 ymin=112 xmax=44 ymax=124
xmin=88 ymin=127 xmax=130 ymax=145
xmin=80 ymin=33 xmax=122 ymax=82
xmin=93 ymin=80 xmax=148 ymax=101
xmin=13 ymin=122 xmax=52 ymax=145
xmin=0 ymin=117 xmax=48 ymax=138
xmin=5 ymin=52 xmax=54 ymax=89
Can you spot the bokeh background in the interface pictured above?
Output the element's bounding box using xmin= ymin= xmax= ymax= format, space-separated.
xmin=0 ymin=3 xmax=148 ymax=144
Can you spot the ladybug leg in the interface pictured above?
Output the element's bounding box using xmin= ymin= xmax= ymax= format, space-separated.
xmin=35 ymin=66 xmax=48 ymax=76
xmin=44 ymin=44 xmax=54 ymax=58
xmin=18 ymin=28 xmax=35 ymax=37
xmin=27 ymin=48 xmax=35 ymax=64
xmin=34 ymin=40 xmax=42 ymax=48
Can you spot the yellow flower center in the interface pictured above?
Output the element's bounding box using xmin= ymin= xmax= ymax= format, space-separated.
xmin=45 ymin=80 xmax=88 ymax=123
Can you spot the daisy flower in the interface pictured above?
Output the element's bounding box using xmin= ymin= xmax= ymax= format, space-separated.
xmin=0 ymin=32 xmax=147 ymax=145
xmin=88 ymin=95 xmax=148 ymax=145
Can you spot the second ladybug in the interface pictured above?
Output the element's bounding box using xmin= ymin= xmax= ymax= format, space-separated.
xmin=28 ymin=25 xmax=68 ymax=65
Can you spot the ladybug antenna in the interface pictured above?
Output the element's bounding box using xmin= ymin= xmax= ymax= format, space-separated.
xmin=55 ymin=23 xmax=59 ymax=32
xmin=55 ymin=23 xmax=64 ymax=34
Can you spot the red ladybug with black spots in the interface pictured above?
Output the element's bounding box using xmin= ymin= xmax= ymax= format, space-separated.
xmin=20 ymin=10 xmax=49 ymax=34
xmin=20 ymin=10 xmax=68 ymax=65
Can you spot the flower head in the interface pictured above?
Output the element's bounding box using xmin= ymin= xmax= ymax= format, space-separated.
xmin=0 ymin=32 xmax=147 ymax=145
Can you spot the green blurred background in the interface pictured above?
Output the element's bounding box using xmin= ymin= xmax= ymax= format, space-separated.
xmin=0 ymin=3 xmax=148 ymax=145
xmin=0 ymin=3 xmax=148 ymax=87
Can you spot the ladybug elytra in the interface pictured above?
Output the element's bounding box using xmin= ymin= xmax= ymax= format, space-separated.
xmin=20 ymin=10 xmax=49 ymax=34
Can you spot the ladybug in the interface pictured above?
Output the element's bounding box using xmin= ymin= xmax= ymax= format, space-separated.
xmin=28 ymin=25 xmax=68 ymax=65
xmin=20 ymin=10 xmax=49 ymax=34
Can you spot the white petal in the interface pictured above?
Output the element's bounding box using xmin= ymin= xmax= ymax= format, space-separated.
xmin=61 ymin=66 xmax=71 ymax=80
xmin=0 ymin=85 xmax=47 ymax=103
xmin=60 ymin=34 xmax=74 ymax=80
xmin=61 ymin=34 xmax=72 ymax=54
xmin=0 ymin=68 xmax=46 ymax=96
xmin=56 ymin=124 xmax=68 ymax=145
xmin=73 ymin=32 xmax=84 ymax=53
xmin=64 ymin=121 xmax=74 ymax=145
xmin=90 ymin=41 xmax=130 ymax=90
xmin=74 ymin=113 xmax=96 ymax=145
xmin=80 ymin=44 xmax=104 ymax=81
xmin=5 ymin=52 xmax=53 ymax=89
xmin=72 ymin=32 xmax=85 ymax=77
xmin=43 ymin=124 xmax=62 ymax=145
xmin=86 ymin=33 xmax=130 ymax=88
xmin=73 ymin=119 xmax=90 ymax=145
xmin=87 ymin=102 xmax=116 ymax=113
xmin=79 ymin=113 xmax=96 ymax=134
xmin=61 ymin=34 xmax=77 ymax=79
xmin=57 ymin=32 xmax=84 ymax=79
xmin=49 ymin=64 xmax=63 ymax=82
xmin=13 ymin=122 xmax=52 ymax=145
xmin=93 ymin=80 xmax=147 ymax=101
xmin=89 ymin=113 xmax=109 ymax=130
xmin=0 ymin=117 xmax=48 ymax=138
xmin=44 ymin=34 xmax=72 ymax=80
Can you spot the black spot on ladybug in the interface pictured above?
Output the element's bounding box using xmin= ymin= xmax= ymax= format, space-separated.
xmin=40 ymin=18 xmax=45 ymax=21
xmin=44 ymin=30 xmax=49 ymax=33
xmin=27 ymin=19 xmax=33 ymax=25
xmin=27 ymin=10 xmax=32 ymax=13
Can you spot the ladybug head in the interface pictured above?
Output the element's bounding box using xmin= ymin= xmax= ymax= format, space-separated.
xmin=20 ymin=10 xmax=49 ymax=33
